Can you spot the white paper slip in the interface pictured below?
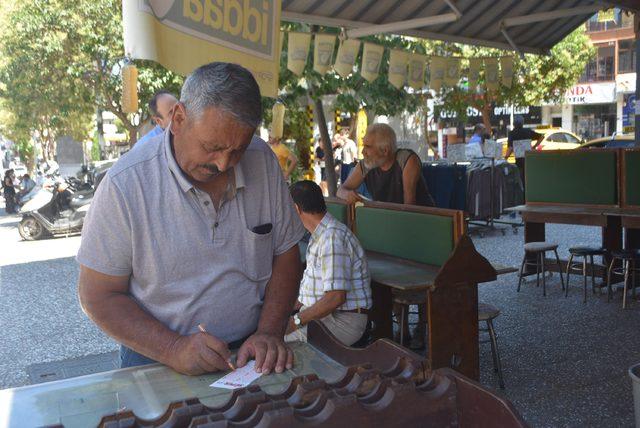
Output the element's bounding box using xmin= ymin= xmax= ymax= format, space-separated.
xmin=210 ymin=360 xmax=263 ymax=389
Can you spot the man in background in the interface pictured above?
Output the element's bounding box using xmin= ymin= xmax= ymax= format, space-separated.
xmin=506 ymin=115 xmax=542 ymax=190
xmin=137 ymin=90 xmax=178 ymax=145
xmin=268 ymin=136 xmax=297 ymax=182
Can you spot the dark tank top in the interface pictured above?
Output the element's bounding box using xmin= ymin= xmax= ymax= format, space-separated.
xmin=360 ymin=149 xmax=434 ymax=206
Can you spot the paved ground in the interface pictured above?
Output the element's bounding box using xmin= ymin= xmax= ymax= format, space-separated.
xmin=0 ymin=202 xmax=638 ymax=427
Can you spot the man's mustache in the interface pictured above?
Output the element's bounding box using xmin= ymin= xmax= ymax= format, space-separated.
xmin=198 ymin=164 xmax=221 ymax=174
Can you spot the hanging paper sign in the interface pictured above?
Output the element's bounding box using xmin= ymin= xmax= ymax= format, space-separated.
xmin=313 ymin=34 xmax=336 ymax=75
xmin=287 ymin=32 xmax=311 ymax=76
xmin=485 ymin=58 xmax=499 ymax=91
xmin=468 ymin=58 xmax=482 ymax=91
xmin=501 ymin=56 xmax=514 ymax=88
xmin=334 ymin=39 xmax=361 ymax=78
xmin=388 ymin=50 xmax=408 ymax=89
xmin=408 ymin=53 xmax=427 ymax=90
xmin=483 ymin=139 xmax=502 ymax=159
xmin=446 ymin=143 xmax=467 ymax=162
xmin=123 ymin=0 xmax=282 ymax=98
xmin=444 ymin=57 xmax=460 ymax=86
xmin=429 ymin=56 xmax=446 ymax=91
xmin=513 ymin=139 xmax=532 ymax=158
xmin=361 ymin=43 xmax=384 ymax=82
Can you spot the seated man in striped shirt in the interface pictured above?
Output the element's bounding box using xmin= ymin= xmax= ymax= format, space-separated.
xmin=285 ymin=180 xmax=372 ymax=346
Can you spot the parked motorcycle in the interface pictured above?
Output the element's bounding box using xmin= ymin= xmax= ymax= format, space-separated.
xmin=18 ymin=178 xmax=93 ymax=240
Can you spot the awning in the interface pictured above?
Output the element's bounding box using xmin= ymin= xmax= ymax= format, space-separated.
xmin=281 ymin=0 xmax=639 ymax=55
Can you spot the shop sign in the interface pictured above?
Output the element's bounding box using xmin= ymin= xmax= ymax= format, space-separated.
xmin=438 ymin=105 xmax=541 ymax=124
xmin=623 ymin=94 xmax=636 ymax=128
xmin=565 ymin=82 xmax=616 ymax=105
xmin=616 ymin=73 xmax=637 ymax=94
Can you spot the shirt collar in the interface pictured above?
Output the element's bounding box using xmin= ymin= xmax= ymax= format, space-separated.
xmin=163 ymin=127 xmax=246 ymax=193
xmin=311 ymin=213 xmax=333 ymax=240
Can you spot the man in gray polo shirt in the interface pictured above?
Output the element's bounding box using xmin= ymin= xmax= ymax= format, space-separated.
xmin=77 ymin=62 xmax=305 ymax=376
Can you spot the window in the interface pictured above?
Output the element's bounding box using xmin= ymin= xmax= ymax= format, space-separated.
xmin=546 ymin=133 xmax=567 ymax=143
xmin=579 ymin=44 xmax=615 ymax=82
xmin=564 ymin=134 xmax=581 ymax=144
xmin=618 ymin=39 xmax=637 ymax=74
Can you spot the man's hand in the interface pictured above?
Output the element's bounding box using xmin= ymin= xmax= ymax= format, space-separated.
xmin=341 ymin=190 xmax=363 ymax=204
xmin=236 ymin=332 xmax=293 ymax=374
xmin=285 ymin=317 xmax=298 ymax=335
xmin=166 ymin=332 xmax=232 ymax=375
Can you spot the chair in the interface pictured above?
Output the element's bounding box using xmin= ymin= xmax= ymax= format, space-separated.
xmin=606 ymin=249 xmax=640 ymax=309
xmin=565 ymin=246 xmax=606 ymax=303
xmin=517 ymin=241 xmax=564 ymax=296
xmin=478 ymin=302 xmax=505 ymax=389
xmin=392 ymin=290 xmax=427 ymax=349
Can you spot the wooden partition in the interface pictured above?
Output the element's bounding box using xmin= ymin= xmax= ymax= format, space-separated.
xmin=324 ymin=197 xmax=353 ymax=228
xmin=525 ymin=149 xmax=619 ymax=206
xmin=354 ymin=201 xmax=465 ymax=265
xmin=621 ymin=148 xmax=640 ymax=209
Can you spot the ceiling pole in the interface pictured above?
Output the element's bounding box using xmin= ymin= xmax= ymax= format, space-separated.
xmin=502 ymin=5 xmax=602 ymax=27
xmin=346 ymin=13 xmax=459 ymax=38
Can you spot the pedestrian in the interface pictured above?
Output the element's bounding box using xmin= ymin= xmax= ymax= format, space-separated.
xmin=137 ymin=90 xmax=178 ymax=145
xmin=2 ymin=169 xmax=17 ymax=214
xmin=77 ymin=62 xmax=305 ymax=376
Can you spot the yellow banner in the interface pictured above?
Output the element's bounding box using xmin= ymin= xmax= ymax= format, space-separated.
xmin=408 ymin=53 xmax=427 ymax=90
xmin=444 ymin=57 xmax=460 ymax=86
xmin=500 ymin=56 xmax=514 ymax=88
xmin=429 ymin=56 xmax=446 ymax=91
xmin=122 ymin=0 xmax=281 ymax=98
xmin=287 ymin=32 xmax=310 ymax=76
xmin=388 ymin=49 xmax=408 ymax=89
xmin=334 ymin=39 xmax=361 ymax=78
xmin=468 ymin=58 xmax=482 ymax=91
xmin=485 ymin=57 xmax=499 ymax=92
xmin=598 ymin=9 xmax=615 ymax=22
xmin=361 ymin=43 xmax=384 ymax=82
xmin=313 ymin=34 xmax=336 ymax=75
xmin=356 ymin=108 xmax=367 ymax=157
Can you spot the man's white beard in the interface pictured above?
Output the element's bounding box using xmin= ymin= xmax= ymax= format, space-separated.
xmin=363 ymin=156 xmax=383 ymax=170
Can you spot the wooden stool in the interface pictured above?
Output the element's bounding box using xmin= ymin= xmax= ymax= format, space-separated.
xmin=478 ymin=302 xmax=505 ymax=389
xmin=565 ymin=246 xmax=606 ymax=303
xmin=606 ymin=249 xmax=640 ymax=309
xmin=392 ymin=290 xmax=426 ymax=348
xmin=517 ymin=242 xmax=564 ymax=296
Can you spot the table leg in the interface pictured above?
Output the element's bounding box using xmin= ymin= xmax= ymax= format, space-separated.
xmin=370 ymin=281 xmax=393 ymax=341
xmin=524 ymin=221 xmax=545 ymax=275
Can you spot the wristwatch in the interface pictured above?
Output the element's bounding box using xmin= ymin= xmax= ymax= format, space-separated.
xmin=293 ymin=313 xmax=302 ymax=327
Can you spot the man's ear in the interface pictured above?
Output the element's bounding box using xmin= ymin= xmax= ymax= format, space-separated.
xmin=170 ymin=103 xmax=187 ymax=135
xmin=294 ymin=204 xmax=302 ymax=216
xmin=152 ymin=115 xmax=162 ymax=126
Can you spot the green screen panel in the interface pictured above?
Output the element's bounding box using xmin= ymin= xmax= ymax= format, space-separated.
xmin=525 ymin=151 xmax=617 ymax=205
xmin=327 ymin=202 xmax=348 ymax=224
xmin=626 ymin=151 xmax=640 ymax=206
xmin=355 ymin=207 xmax=454 ymax=266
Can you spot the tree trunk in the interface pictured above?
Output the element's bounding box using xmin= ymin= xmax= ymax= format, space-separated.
xmin=312 ymin=96 xmax=337 ymax=196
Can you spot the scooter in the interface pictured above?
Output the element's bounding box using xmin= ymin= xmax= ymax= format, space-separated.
xmin=18 ymin=179 xmax=93 ymax=240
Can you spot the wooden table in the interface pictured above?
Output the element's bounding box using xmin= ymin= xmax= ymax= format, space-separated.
xmin=506 ymin=204 xmax=640 ymax=279
xmin=366 ymin=251 xmax=516 ymax=340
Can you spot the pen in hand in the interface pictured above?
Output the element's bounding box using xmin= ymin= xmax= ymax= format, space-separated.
xmin=198 ymin=323 xmax=236 ymax=371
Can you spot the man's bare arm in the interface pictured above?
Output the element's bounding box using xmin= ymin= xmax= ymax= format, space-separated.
xmin=289 ymin=291 xmax=346 ymax=332
xmin=402 ymin=155 xmax=421 ymax=205
xmin=337 ymin=164 xmax=365 ymax=203
xmin=78 ymin=266 xmax=231 ymax=375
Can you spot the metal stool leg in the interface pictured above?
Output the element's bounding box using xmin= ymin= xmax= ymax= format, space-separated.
xmin=541 ymin=252 xmax=547 ymax=297
xmin=623 ymin=260 xmax=630 ymax=309
xmin=565 ymin=254 xmax=574 ymax=297
xmin=582 ymin=256 xmax=587 ymax=303
xmin=517 ymin=254 xmax=527 ymax=292
xmin=554 ymin=249 xmax=564 ymax=290
xmin=607 ymin=258 xmax=616 ymax=303
xmin=632 ymin=260 xmax=637 ymax=302
xmin=590 ymin=255 xmax=598 ymax=295
xmin=536 ymin=252 xmax=541 ymax=288
xmin=486 ymin=318 xmax=505 ymax=389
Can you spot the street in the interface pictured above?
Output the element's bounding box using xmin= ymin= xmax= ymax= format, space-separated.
xmin=0 ymin=203 xmax=117 ymax=389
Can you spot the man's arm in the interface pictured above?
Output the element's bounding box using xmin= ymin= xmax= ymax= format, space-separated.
xmin=402 ymin=154 xmax=421 ymax=205
xmin=236 ymin=244 xmax=302 ymax=374
xmin=78 ymin=266 xmax=232 ymax=375
xmin=286 ymin=291 xmax=346 ymax=334
xmin=284 ymin=150 xmax=297 ymax=180
xmin=337 ymin=164 xmax=365 ymax=203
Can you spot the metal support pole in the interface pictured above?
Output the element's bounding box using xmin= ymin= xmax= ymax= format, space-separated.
xmin=635 ymin=14 xmax=640 ymax=145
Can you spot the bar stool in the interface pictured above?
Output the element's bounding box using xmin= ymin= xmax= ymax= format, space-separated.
xmin=606 ymin=249 xmax=640 ymax=309
xmin=565 ymin=246 xmax=606 ymax=303
xmin=517 ymin=242 xmax=564 ymax=296
xmin=478 ymin=302 xmax=505 ymax=389
xmin=392 ymin=290 xmax=427 ymax=348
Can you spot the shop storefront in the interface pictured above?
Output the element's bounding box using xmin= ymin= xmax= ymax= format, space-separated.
xmin=566 ymin=82 xmax=617 ymax=140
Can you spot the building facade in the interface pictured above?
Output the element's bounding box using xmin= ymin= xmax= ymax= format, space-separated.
xmin=542 ymin=9 xmax=636 ymax=139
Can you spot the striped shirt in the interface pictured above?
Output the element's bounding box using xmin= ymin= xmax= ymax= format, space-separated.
xmin=300 ymin=213 xmax=371 ymax=310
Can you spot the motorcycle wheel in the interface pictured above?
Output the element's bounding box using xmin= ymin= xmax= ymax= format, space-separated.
xmin=18 ymin=217 xmax=45 ymax=241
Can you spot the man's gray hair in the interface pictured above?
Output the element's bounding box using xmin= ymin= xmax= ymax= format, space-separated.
xmin=367 ymin=123 xmax=397 ymax=153
xmin=180 ymin=62 xmax=262 ymax=128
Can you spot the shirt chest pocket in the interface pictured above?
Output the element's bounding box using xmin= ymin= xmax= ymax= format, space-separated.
xmin=242 ymin=228 xmax=274 ymax=281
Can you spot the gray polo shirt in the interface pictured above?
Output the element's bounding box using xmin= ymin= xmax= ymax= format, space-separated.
xmin=77 ymin=130 xmax=305 ymax=343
